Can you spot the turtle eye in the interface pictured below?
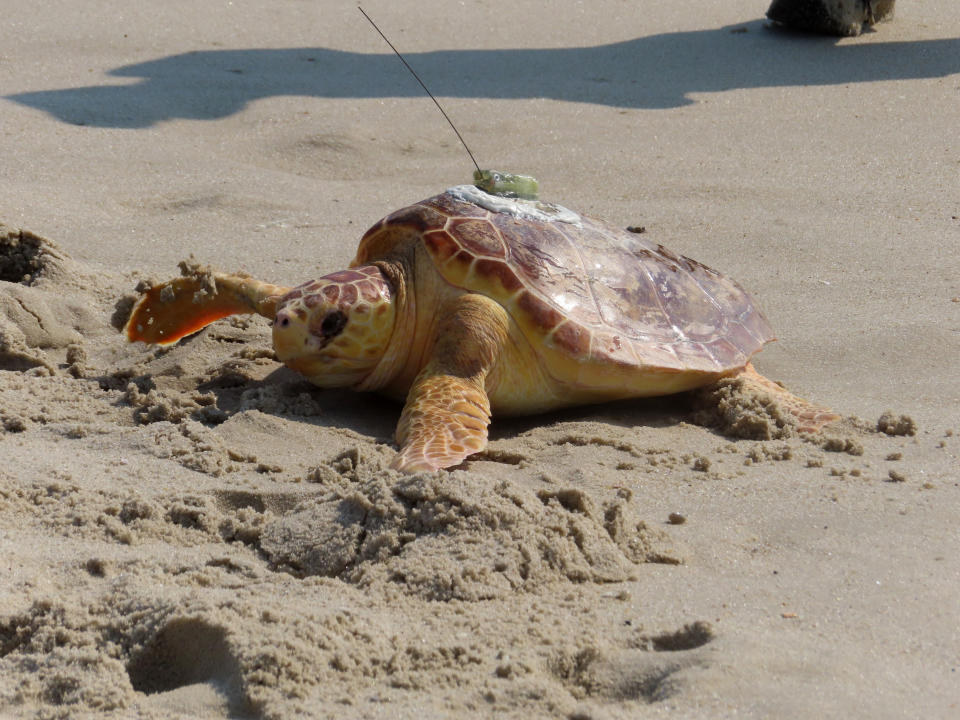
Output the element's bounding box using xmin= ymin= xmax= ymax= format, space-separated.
xmin=319 ymin=310 xmax=348 ymax=338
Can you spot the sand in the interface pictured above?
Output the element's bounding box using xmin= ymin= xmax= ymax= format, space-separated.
xmin=1 ymin=1 xmax=959 ymax=717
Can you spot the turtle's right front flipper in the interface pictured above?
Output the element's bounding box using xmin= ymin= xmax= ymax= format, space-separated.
xmin=391 ymin=294 xmax=509 ymax=473
xmin=125 ymin=272 xmax=291 ymax=346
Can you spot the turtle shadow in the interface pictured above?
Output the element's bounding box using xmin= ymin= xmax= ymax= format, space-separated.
xmin=187 ymin=363 xmax=698 ymax=452
xmin=196 ymin=365 xmax=401 ymax=442
xmin=489 ymin=394 xmax=695 ymax=442
xmin=8 ymin=21 xmax=960 ymax=127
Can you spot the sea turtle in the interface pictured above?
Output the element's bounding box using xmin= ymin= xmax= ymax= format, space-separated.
xmin=125 ymin=184 xmax=838 ymax=472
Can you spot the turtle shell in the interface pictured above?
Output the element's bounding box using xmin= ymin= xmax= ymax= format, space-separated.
xmin=353 ymin=189 xmax=774 ymax=374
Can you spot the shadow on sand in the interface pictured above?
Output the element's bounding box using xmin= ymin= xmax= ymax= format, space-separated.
xmin=7 ymin=21 xmax=960 ymax=128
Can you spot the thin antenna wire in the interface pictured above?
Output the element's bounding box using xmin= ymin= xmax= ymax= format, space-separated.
xmin=358 ymin=6 xmax=481 ymax=175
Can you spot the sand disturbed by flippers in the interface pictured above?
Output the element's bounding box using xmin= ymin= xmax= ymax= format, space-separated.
xmin=0 ymin=238 xmax=948 ymax=718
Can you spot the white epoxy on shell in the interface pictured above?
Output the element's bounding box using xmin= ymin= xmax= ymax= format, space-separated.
xmin=446 ymin=185 xmax=582 ymax=226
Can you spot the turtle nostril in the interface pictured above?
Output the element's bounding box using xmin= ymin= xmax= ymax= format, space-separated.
xmin=277 ymin=314 xmax=291 ymax=328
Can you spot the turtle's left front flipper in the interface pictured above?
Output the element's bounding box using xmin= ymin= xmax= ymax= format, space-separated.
xmin=391 ymin=294 xmax=509 ymax=472
xmin=125 ymin=270 xmax=290 ymax=346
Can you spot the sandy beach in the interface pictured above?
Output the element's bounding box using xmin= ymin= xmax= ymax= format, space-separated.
xmin=2 ymin=1 xmax=959 ymax=717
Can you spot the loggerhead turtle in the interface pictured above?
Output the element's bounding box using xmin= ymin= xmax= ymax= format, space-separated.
xmin=125 ymin=183 xmax=838 ymax=472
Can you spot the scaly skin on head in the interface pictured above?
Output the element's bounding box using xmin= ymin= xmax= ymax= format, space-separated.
xmin=272 ymin=265 xmax=397 ymax=388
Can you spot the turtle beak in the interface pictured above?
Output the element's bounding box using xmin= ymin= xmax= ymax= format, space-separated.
xmin=272 ymin=307 xmax=309 ymax=363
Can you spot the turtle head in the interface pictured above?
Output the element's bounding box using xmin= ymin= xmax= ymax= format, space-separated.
xmin=272 ymin=266 xmax=395 ymax=387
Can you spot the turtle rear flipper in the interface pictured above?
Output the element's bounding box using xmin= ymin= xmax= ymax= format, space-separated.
xmin=736 ymin=363 xmax=840 ymax=432
xmin=125 ymin=273 xmax=289 ymax=346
